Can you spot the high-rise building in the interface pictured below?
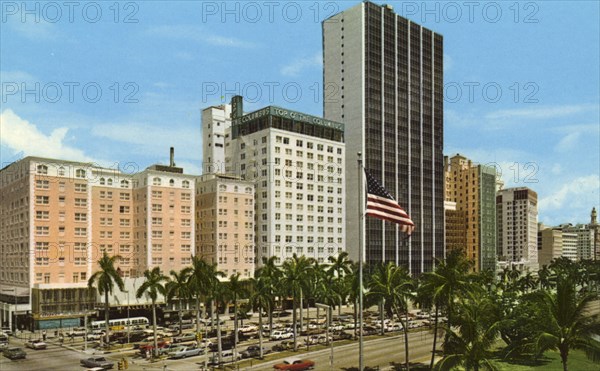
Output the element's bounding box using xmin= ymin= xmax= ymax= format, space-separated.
xmin=323 ymin=2 xmax=444 ymax=273
xmin=496 ymin=187 xmax=539 ymax=271
xmin=444 ymin=155 xmax=497 ymax=272
xmin=537 ymin=224 xmax=563 ymax=267
xmin=202 ymin=104 xmax=232 ymax=174
xmin=444 ymin=201 xmax=467 ymax=254
xmin=196 ymin=174 xmax=255 ymax=278
xmin=226 ymin=100 xmax=346 ymax=266
xmin=590 ymin=207 xmax=600 ymax=260
xmin=0 ymin=151 xmax=196 ymax=330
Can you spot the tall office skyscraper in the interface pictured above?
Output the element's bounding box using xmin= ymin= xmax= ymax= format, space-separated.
xmin=323 ymin=2 xmax=444 ymax=273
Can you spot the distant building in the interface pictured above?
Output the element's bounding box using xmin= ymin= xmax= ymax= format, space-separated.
xmin=444 ymin=155 xmax=497 ymax=271
xmin=496 ymin=187 xmax=539 ymax=271
xmin=444 ymin=201 xmax=467 ymax=255
xmin=537 ymin=224 xmax=562 ymax=267
xmin=196 ymin=174 xmax=255 ymax=278
xmin=226 ymin=98 xmax=346 ymax=265
xmin=202 ymin=104 xmax=232 ymax=174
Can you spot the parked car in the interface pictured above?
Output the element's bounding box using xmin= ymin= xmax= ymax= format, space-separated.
xmin=240 ymin=345 xmax=270 ymax=358
xmin=239 ymin=324 xmax=258 ymax=333
xmin=80 ymin=356 xmax=114 ymax=369
xmin=87 ymin=330 xmax=105 ymax=341
xmin=24 ymin=340 xmax=47 ymax=350
xmin=173 ymin=333 xmax=196 ymax=343
xmin=138 ymin=341 xmax=170 ymax=355
xmin=360 ymin=326 xmax=378 ymax=336
xmin=272 ymin=340 xmax=294 ymax=352
xmin=332 ymin=331 xmax=352 ymax=341
xmin=1 ymin=327 xmax=13 ymax=336
xmin=169 ymin=345 xmax=203 ymax=359
xmin=67 ymin=327 xmax=87 ymax=337
xmin=3 ymin=347 xmax=26 ymax=360
xmin=208 ymin=349 xmax=241 ymax=365
xmin=270 ymin=330 xmax=294 ymax=341
xmin=385 ymin=323 xmax=403 ymax=332
xmin=273 ymin=357 xmax=315 ymax=370
xmin=158 ymin=343 xmax=182 ymax=355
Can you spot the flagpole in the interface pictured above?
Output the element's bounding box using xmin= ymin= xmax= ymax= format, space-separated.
xmin=357 ymin=152 xmax=364 ymax=371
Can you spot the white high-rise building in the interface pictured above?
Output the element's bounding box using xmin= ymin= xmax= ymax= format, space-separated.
xmin=202 ymin=104 xmax=232 ymax=174
xmin=560 ymin=231 xmax=578 ymax=261
xmin=496 ymin=187 xmax=539 ymax=271
xmin=225 ymin=102 xmax=346 ymax=265
xmin=560 ymin=224 xmax=595 ymax=260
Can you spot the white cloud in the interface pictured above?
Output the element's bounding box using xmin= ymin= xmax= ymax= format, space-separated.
xmin=146 ymin=25 xmax=257 ymax=48
xmin=0 ymin=70 xmax=36 ymax=84
xmin=550 ymin=163 xmax=562 ymax=175
xmin=555 ymin=131 xmax=581 ymax=152
xmin=486 ymin=104 xmax=597 ymax=121
xmin=539 ymin=174 xmax=600 ymax=212
xmin=280 ymin=53 xmax=322 ymax=77
xmin=0 ymin=109 xmax=94 ymax=162
xmin=5 ymin=16 xmax=59 ymax=41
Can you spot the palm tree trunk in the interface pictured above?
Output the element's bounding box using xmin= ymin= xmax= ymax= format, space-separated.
xmin=105 ymin=291 xmax=110 ymax=346
xmin=211 ymin=300 xmax=216 ymax=332
xmin=560 ymin=345 xmax=569 ymax=371
xmin=195 ymin=296 xmax=201 ymax=335
xmin=430 ymin=304 xmax=439 ymax=370
xmin=258 ymin=305 xmax=264 ymax=359
xmin=380 ymin=300 xmax=385 ymax=336
xmin=299 ymin=288 xmax=303 ymax=334
xmin=217 ymin=302 xmax=222 ymax=365
xmin=178 ymin=297 xmax=183 ymax=336
xmin=234 ymin=295 xmax=238 ymax=359
xmin=338 ymin=293 xmax=342 ymax=318
xmin=152 ymin=299 xmax=158 ymax=358
xmin=293 ymin=295 xmax=298 ymax=351
xmin=353 ymin=298 xmax=358 ymax=339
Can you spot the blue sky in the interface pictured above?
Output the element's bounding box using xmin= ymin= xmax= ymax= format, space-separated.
xmin=1 ymin=0 xmax=598 ymax=226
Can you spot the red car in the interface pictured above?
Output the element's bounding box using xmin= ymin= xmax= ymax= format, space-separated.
xmin=273 ymin=357 xmax=315 ymax=370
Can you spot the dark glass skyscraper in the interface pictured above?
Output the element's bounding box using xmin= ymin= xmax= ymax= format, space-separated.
xmin=323 ymin=2 xmax=444 ymax=274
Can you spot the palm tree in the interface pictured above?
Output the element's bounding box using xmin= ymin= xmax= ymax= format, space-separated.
xmin=165 ymin=268 xmax=192 ymax=335
xmin=136 ymin=267 xmax=168 ymax=357
xmin=417 ymin=249 xmax=472 ymax=369
xmin=281 ymin=254 xmax=313 ymax=351
xmin=88 ymin=251 xmax=125 ymax=345
xmin=257 ymin=256 xmax=282 ymax=334
xmin=227 ymin=273 xmax=248 ymax=356
xmin=369 ymin=262 xmax=414 ymax=371
xmin=187 ymin=256 xmax=210 ymax=333
xmin=533 ymin=276 xmax=600 ymax=371
xmin=250 ymin=275 xmax=272 ymax=359
xmin=327 ymin=252 xmax=352 ymax=317
xmin=435 ymin=293 xmax=502 ymax=371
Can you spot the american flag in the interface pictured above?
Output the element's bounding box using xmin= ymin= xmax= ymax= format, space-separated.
xmin=364 ymin=169 xmax=415 ymax=235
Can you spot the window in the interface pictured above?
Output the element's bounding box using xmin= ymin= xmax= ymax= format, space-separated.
xmin=119 ymin=205 xmax=130 ymax=213
xmin=152 ymin=190 xmax=162 ymax=198
xmin=153 ymin=177 xmax=162 ymax=186
xmin=120 ymin=180 xmax=129 ymax=188
xmin=37 ymin=164 xmax=48 ymax=174
xmin=36 ymin=210 xmax=49 ymax=220
xmin=181 ymin=192 xmax=191 ymax=201
xmin=36 ymin=179 xmax=49 ymax=189
xmin=75 ymin=183 xmax=87 ymax=192
xmin=182 ymin=180 xmax=190 ymax=188
xmin=75 ymin=198 xmax=87 ymax=207
xmin=169 ymin=179 xmax=175 ymax=186
xmin=119 ymin=192 xmax=130 ymax=200
xmin=75 ymin=169 xmax=86 ymax=178
xmin=74 ymin=227 xmax=87 ymax=236
xmin=36 ymin=195 xmax=49 ymax=204
xmin=74 ymin=213 xmax=87 ymax=221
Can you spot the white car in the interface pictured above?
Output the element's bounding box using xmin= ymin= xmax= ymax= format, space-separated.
xmin=67 ymin=327 xmax=87 ymax=337
xmin=239 ymin=324 xmax=258 ymax=333
xmin=270 ymin=330 xmax=293 ymax=340
xmin=24 ymin=340 xmax=47 ymax=350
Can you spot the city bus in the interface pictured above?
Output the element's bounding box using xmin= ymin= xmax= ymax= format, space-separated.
xmin=90 ymin=317 xmax=149 ymax=331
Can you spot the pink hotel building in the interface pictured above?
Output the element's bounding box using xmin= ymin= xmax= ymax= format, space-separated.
xmin=0 ymin=154 xmax=204 ymax=330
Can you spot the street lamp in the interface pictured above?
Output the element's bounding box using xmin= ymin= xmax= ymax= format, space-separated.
xmin=316 ymin=303 xmax=333 ymax=370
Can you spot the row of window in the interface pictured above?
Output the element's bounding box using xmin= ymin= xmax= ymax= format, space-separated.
xmin=152 ymin=177 xmax=191 ymax=188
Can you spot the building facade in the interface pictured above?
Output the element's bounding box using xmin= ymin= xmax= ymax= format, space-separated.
xmin=323 ymin=2 xmax=444 ymax=273
xmin=444 ymin=155 xmax=497 ymax=272
xmin=537 ymin=224 xmax=562 ymax=267
xmin=196 ymin=174 xmax=255 ymax=278
xmin=0 ymin=153 xmax=196 ymax=330
xmin=226 ymin=103 xmax=346 ymax=266
xmin=202 ymin=104 xmax=232 ymax=174
xmin=444 ymin=201 xmax=467 ymax=254
xmin=496 ymin=187 xmax=539 ymax=272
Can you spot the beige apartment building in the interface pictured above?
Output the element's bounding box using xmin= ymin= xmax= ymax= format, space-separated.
xmin=444 ymin=155 xmax=497 ymax=272
xmin=0 ymin=153 xmax=196 ymax=330
xmin=196 ymin=174 xmax=255 ymax=278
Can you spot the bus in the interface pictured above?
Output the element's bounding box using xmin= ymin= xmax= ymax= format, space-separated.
xmin=90 ymin=317 xmax=149 ymax=331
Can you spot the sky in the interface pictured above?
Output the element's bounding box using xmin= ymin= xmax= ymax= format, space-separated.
xmin=1 ymin=0 xmax=599 ymax=226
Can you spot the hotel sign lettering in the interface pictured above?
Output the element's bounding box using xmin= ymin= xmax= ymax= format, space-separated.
xmin=234 ymin=106 xmax=344 ymax=131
